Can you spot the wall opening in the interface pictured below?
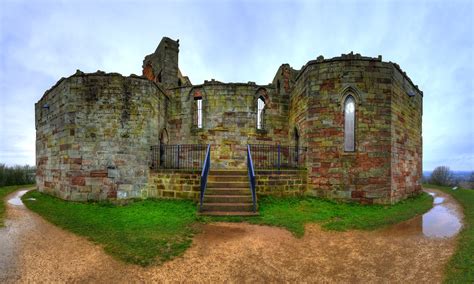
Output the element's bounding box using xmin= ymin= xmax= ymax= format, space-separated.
xmin=294 ymin=128 xmax=300 ymax=163
xmin=344 ymin=95 xmax=356 ymax=151
xmin=194 ymin=97 xmax=203 ymax=128
xmin=257 ymin=96 xmax=265 ymax=130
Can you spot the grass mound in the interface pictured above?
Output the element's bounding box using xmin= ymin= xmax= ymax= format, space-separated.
xmin=22 ymin=190 xmax=198 ymax=266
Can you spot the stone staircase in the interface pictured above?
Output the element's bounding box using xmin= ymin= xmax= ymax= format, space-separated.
xmin=200 ymin=170 xmax=258 ymax=216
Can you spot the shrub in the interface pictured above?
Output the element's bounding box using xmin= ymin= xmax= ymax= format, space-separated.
xmin=429 ymin=166 xmax=454 ymax=186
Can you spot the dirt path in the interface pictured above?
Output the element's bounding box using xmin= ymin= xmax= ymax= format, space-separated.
xmin=0 ymin=188 xmax=463 ymax=283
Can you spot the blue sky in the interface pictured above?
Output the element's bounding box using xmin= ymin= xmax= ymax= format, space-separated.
xmin=0 ymin=0 xmax=473 ymax=171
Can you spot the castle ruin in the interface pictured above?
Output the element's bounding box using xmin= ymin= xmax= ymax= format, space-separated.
xmin=35 ymin=37 xmax=423 ymax=213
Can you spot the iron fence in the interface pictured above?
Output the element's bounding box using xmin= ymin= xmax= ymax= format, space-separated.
xmin=248 ymin=144 xmax=306 ymax=170
xmin=150 ymin=144 xmax=207 ymax=170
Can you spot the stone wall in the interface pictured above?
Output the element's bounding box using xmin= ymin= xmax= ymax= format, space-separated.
xmin=256 ymin=170 xmax=307 ymax=196
xmin=147 ymin=170 xmax=200 ymax=199
xmin=146 ymin=169 xmax=307 ymax=201
xmin=35 ymin=71 xmax=167 ymax=201
xmin=390 ymin=67 xmax=423 ymax=202
xmin=295 ymin=56 xmax=394 ymax=204
xmin=166 ymin=82 xmax=290 ymax=168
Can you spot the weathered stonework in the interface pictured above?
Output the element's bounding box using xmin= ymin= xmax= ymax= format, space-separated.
xmin=36 ymin=38 xmax=423 ymax=204
xmin=255 ymin=170 xmax=308 ymax=196
xmin=147 ymin=170 xmax=201 ymax=199
xmin=36 ymin=72 xmax=166 ymax=200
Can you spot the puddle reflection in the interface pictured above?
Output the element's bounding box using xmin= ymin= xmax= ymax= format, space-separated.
xmin=7 ymin=190 xmax=28 ymax=206
xmin=384 ymin=189 xmax=462 ymax=239
xmin=422 ymin=193 xmax=462 ymax=238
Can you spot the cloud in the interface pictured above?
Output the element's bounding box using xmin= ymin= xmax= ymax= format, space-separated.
xmin=0 ymin=0 xmax=473 ymax=170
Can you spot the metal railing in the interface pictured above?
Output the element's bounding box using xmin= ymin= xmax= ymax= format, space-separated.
xmin=248 ymin=144 xmax=307 ymax=170
xmin=150 ymin=144 xmax=207 ymax=170
xmin=247 ymin=145 xmax=257 ymax=212
xmin=200 ymin=144 xmax=211 ymax=210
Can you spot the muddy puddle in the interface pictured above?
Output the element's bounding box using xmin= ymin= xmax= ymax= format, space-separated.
xmin=385 ymin=189 xmax=463 ymax=239
xmin=7 ymin=190 xmax=28 ymax=206
xmin=422 ymin=190 xmax=463 ymax=238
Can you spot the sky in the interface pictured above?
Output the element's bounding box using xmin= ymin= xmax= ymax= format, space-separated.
xmin=0 ymin=0 xmax=473 ymax=171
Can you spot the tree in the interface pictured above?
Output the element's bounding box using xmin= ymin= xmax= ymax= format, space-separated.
xmin=430 ymin=166 xmax=454 ymax=186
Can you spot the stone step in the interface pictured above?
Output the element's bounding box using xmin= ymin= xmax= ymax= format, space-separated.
xmin=201 ymin=202 xmax=255 ymax=212
xmin=199 ymin=211 xmax=260 ymax=216
xmin=207 ymin=175 xmax=248 ymax=182
xmin=204 ymin=195 xmax=253 ymax=203
xmin=207 ymin=181 xmax=248 ymax=188
xmin=205 ymin=188 xmax=251 ymax=195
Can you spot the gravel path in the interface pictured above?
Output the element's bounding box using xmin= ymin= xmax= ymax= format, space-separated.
xmin=0 ymin=188 xmax=462 ymax=283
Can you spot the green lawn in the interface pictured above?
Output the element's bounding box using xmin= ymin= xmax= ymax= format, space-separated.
xmin=23 ymin=190 xmax=433 ymax=266
xmin=22 ymin=191 xmax=198 ymax=266
xmin=423 ymin=184 xmax=474 ymax=283
xmin=201 ymin=193 xmax=433 ymax=237
xmin=0 ymin=184 xmax=34 ymax=227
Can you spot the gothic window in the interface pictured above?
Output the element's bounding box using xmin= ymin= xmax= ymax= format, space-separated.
xmin=257 ymin=96 xmax=265 ymax=130
xmin=344 ymin=95 xmax=356 ymax=151
xmin=194 ymin=97 xmax=202 ymax=128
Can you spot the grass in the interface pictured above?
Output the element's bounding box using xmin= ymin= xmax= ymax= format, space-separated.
xmin=22 ymin=190 xmax=198 ymax=266
xmin=22 ymin=189 xmax=433 ymax=266
xmin=423 ymin=184 xmax=474 ymax=283
xmin=200 ymin=192 xmax=433 ymax=237
xmin=0 ymin=184 xmax=34 ymax=227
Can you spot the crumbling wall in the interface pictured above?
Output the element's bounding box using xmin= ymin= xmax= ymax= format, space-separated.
xmin=35 ymin=71 xmax=166 ymax=201
xmin=142 ymin=37 xmax=180 ymax=89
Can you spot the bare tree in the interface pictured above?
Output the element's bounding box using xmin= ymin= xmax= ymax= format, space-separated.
xmin=430 ymin=166 xmax=454 ymax=186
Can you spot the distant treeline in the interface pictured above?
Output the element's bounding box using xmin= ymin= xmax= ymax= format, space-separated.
xmin=423 ymin=166 xmax=474 ymax=189
xmin=0 ymin=163 xmax=36 ymax=187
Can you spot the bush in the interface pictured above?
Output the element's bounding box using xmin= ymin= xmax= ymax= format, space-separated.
xmin=429 ymin=166 xmax=454 ymax=186
xmin=0 ymin=163 xmax=36 ymax=187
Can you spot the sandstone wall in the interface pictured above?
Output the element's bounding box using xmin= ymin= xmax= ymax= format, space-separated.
xmin=255 ymin=170 xmax=307 ymax=196
xmin=166 ymin=82 xmax=290 ymax=168
xmin=390 ymin=67 xmax=423 ymax=202
xmin=35 ymin=72 xmax=166 ymax=201
xmin=296 ymin=56 xmax=393 ymax=204
xmin=147 ymin=170 xmax=200 ymax=199
xmin=147 ymin=169 xmax=307 ymax=200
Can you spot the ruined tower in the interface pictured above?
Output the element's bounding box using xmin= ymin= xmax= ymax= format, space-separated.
xmin=142 ymin=37 xmax=180 ymax=88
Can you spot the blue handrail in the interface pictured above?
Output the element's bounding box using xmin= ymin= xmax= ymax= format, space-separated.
xmin=247 ymin=145 xmax=257 ymax=212
xmin=199 ymin=144 xmax=211 ymax=210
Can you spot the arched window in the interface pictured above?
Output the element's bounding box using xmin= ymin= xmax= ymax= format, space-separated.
xmin=193 ymin=90 xmax=203 ymax=129
xmin=344 ymin=95 xmax=356 ymax=151
xmin=194 ymin=97 xmax=202 ymax=128
xmin=257 ymin=96 xmax=265 ymax=130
